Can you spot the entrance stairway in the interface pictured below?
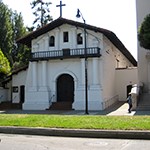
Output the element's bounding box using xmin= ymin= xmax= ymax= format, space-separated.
xmin=137 ymin=93 xmax=150 ymax=110
xmin=49 ymin=102 xmax=72 ymax=110
xmin=0 ymin=101 xmax=22 ymax=110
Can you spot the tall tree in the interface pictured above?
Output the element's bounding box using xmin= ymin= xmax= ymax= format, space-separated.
xmin=138 ymin=14 xmax=150 ymax=50
xmin=11 ymin=11 xmax=30 ymax=68
xmin=0 ymin=2 xmax=13 ymax=60
xmin=31 ymin=0 xmax=53 ymax=29
xmin=0 ymin=2 xmax=30 ymax=69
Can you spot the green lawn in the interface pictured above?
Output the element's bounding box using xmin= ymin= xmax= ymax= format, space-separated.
xmin=0 ymin=114 xmax=150 ymax=130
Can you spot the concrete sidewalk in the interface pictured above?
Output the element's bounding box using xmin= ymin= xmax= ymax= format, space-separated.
xmin=0 ymin=102 xmax=136 ymax=115
xmin=1 ymin=102 xmax=149 ymax=116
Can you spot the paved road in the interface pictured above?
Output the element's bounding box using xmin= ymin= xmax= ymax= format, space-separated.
xmin=0 ymin=134 xmax=150 ymax=150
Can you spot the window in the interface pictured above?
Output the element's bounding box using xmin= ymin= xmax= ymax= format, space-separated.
xmin=63 ymin=32 xmax=69 ymax=42
xmin=77 ymin=33 xmax=83 ymax=45
xmin=49 ymin=36 xmax=55 ymax=47
xmin=12 ymin=86 xmax=18 ymax=93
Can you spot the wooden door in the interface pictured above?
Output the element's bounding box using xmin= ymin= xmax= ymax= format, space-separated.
xmin=20 ymin=85 xmax=25 ymax=103
xmin=57 ymin=74 xmax=74 ymax=102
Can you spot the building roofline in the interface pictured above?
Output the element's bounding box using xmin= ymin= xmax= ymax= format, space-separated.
xmin=17 ymin=17 xmax=137 ymax=66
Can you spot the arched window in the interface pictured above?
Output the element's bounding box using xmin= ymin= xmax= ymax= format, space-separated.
xmin=49 ymin=36 xmax=55 ymax=47
xmin=77 ymin=33 xmax=83 ymax=45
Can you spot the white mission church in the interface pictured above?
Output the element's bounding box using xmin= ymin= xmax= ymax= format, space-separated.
xmin=0 ymin=2 xmax=138 ymax=110
xmin=13 ymin=17 xmax=137 ymax=110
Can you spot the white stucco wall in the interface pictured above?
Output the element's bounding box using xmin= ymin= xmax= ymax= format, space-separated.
xmin=0 ymin=87 xmax=8 ymax=103
xmin=3 ymin=80 xmax=12 ymax=102
xmin=136 ymin=0 xmax=150 ymax=92
xmin=115 ymin=67 xmax=138 ymax=101
xmin=101 ymin=36 xmax=135 ymax=108
xmin=32 ymin=24 xmax=102 ymax=53
xmin=12 ymin=70 xmax=27 ymax=103
xmin=0 ymin=79 xmax=12 ymax=103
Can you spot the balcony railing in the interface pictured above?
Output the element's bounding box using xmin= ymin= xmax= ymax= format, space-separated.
xmin=30 ymin=47 xmax=101 ymax=61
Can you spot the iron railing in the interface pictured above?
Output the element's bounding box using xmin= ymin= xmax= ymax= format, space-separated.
xmin=30 ymin=47 xmax=101 ymax=61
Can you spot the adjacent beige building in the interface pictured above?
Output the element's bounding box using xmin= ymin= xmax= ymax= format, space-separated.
xmin=136 ymin=0 xmax=150 ymax=92
xmin=136 ymin=0 xmax=150 ymax=110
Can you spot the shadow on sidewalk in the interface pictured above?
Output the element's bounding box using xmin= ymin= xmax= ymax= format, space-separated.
xmin=0 ymin=101 xmax=150 ymax=115
xmin=0 ymin=101 xmax=126 ymax=115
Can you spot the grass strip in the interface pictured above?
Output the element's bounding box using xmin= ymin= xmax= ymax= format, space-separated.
xmin=0 ymin=114 xmax=150 ymax=130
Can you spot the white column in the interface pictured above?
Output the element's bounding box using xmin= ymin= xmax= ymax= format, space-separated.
xmin=81 ymin=59 xmax=85 ymax=85
xmin=42 ymin=61 xmax=47 ymax=87
xmin=32 ymin=44 xmax=39 ymax=52
xmin=32 ymin=61 xmax=37 ymax=91
xmin=99 ymin=59 xmax=103 ymax=89
xmin=40 ymin=61 xmax=48 ymax=91
xmin=92 ymin=58 xmax=99 ymax=85
xmin=44 ymin=36 xmax=49 ymax=51
xmin=71 ymin=27 xmax=76 ymax=49
xmin=55 ymin=29 xmax=60 ymax=50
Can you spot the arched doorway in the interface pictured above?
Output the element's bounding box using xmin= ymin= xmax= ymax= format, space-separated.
xmin=57 ymin=74 xmax=74 ymax=103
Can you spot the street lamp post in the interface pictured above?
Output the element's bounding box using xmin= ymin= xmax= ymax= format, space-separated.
xmin=76 ymin=9 xmax=88 ymax=114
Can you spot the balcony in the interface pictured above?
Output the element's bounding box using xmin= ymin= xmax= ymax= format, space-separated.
xmin=30 ymin=47 xmax=101 ymax=61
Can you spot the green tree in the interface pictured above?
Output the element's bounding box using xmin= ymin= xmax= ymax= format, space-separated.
xmin=0 ymin=2 xmax=13 ymax=60
xmin=0 ymin=2 xmax=30 ymax=69
xmin=138 ymin=14 xmax=150 ymax=50
xmin=31 ymin=0 xmax=53 ymax=29
xmin=11 ymin=11 xmax=30 ymax=68
xmin=0 ymin=48 xmax=11 ymax=79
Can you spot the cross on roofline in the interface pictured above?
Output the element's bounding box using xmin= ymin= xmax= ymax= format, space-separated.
xmin=56 ymin=0 xmax=66 ymax=18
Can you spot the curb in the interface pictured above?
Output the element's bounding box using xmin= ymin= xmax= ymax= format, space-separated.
xmin=0 ymin=126 xmax=150 ymax=139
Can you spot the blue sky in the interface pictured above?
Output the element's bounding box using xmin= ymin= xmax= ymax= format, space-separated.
xmin=3 ymin=0 xmax=137 ymax=60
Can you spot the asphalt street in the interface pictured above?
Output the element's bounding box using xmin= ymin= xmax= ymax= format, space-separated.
xmin=0 ymin=134 xmax=150 ymax=150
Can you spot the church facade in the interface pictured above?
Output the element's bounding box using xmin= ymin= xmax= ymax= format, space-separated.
xmin=14 ymin=18 xmax=137 ymax=110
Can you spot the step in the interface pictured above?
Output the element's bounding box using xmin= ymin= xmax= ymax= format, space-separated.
xmin=136 ymin=106 xmax=150 ymax=111
xmin=49 ymin=102 xmax=72 ymax=110
xmin=0 ymin=102 xmax=22 ymax=110
xmin=137 ymin=93 xmax=150 ymax=110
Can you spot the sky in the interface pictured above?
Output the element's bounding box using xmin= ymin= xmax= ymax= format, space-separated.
xmin=3 ymin=0 xmax=137 ymax=60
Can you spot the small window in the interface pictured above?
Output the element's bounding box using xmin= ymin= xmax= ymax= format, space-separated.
xmin=77 ymin=33 xmax=83 ymax=45
xmin=49 ymin=36 xmax=55 ymax=47
xmin=63 ymin=32 xmax=69 ymax=42
xmin=13 ymin=86 xmax=18 ymax=93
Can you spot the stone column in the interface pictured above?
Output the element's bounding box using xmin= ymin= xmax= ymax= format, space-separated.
xmin=32 ymin=61 xmax=37 ymax=91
